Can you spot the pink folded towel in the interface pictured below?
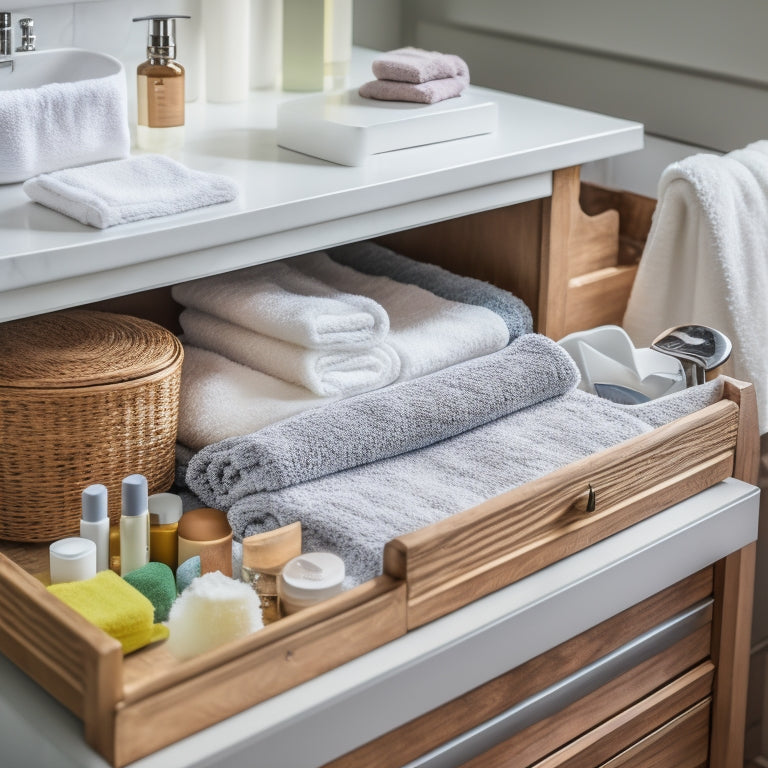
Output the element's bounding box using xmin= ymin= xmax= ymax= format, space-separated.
xmin=359 ymin=73 xmax=469 ymax=104
xmin=372 ymin=48 xmax=467 ymax=84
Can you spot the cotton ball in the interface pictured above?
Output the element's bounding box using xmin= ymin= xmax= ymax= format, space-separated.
xmin=165 ymin=571 xmax=263 ymax=660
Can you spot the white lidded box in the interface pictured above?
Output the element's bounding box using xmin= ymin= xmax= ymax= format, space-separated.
xmin=277 ymin=87 xmax=498 ymax=166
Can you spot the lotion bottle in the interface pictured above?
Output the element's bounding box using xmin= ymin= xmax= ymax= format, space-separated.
xmin=80 ymin=484 xmax=110 ymax=572
xmin=132 ymin=14 xmax=190 ymax=152
xmin=120 ymin=474 xmax=150 ymax=576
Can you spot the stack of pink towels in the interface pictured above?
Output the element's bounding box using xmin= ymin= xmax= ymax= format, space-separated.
xmin=359 ymin=47 xmax=470 ymax=104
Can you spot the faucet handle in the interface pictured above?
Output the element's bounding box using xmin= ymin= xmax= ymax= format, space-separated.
xmin=17 ymin=16 xmax=34 ymax=52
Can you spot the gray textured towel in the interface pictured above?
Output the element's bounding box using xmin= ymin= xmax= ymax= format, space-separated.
xmin=226 ymin=381 xmax=724 ymax=586
xmin=327 ymin=241 xmax=533 ymax=340
xmin=185 ymin=334 xmax=578 ymax=508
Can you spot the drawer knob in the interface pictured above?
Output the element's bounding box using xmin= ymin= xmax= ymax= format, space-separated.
xmin=573 ymin=484 xmax=596 ymax=514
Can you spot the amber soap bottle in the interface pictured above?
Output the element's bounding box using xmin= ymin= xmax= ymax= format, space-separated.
xmin=132 ymin=14 xmax=189 ymax=152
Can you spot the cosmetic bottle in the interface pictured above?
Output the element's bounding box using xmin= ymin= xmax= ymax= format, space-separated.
xmin=132 ymin=14 xmax=190 ymax=152
xmin=241 ymin=522 xmax=302 ymax=623
xmin=148 ymin=492 xmax=183 ymax=570
xmin=278 ymin=552 xmax=345 ymax=615
xmin=49 ymin=537 xmax=97 ymax=584
xmin=80 ymin=484 xmax=110 ymax=572
xmin=120 ymin=474 xmax=150 ymax=577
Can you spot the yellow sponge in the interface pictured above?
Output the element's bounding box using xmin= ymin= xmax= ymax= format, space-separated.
xmin=47 ymin=569 xmax=169 ymax=654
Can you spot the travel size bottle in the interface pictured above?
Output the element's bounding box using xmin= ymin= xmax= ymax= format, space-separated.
xmin=132 ymin=14 xmax=190 ymax=152
xmin=80 ymin=484 xmax=110 ymax=572
xmin=120 ymin=474 xmax=150 ymax=577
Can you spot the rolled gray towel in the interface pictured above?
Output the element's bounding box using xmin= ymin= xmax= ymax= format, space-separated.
xmin=185 ymin=333 xmax=578 ymax=509
xmin=326 ymin=240 xmax=533 ymax=340
xmin=227 ymin=381 xmax=724 ymax=586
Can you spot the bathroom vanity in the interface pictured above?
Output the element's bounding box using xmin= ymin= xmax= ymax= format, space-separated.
xmin=0 ymin=49 xmax=759 ymax=768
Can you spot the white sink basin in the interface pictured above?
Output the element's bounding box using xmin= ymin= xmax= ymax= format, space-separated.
xmin=0 ymin=47 xmax=130 ymax=184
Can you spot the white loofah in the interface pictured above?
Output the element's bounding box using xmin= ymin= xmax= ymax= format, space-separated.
xmin=165 ymin=571 xmax=263 ymax=660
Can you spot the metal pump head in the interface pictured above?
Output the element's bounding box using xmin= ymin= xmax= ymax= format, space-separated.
xmin=132 ymin=14 xmax=190 ymax=60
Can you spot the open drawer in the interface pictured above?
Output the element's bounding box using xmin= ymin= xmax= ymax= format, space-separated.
xmin=0 ymin=375 xmax=759 ymax=766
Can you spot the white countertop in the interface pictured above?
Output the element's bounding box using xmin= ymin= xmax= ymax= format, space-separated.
xmin=0 ymin=478 xmax=758 ymax=768
xmin=0 ymin=48 xmax=642 ymax=322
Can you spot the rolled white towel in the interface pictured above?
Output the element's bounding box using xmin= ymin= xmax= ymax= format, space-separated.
xmin=179 ymin=308 xmax=401 ymax=397
xmin=172 ymin=259 xmax=389 ymax=350
xmin=292 ymin=252 xmax=510 ymax=380
xmin=178 ymin=344 xmax=338 ymax=451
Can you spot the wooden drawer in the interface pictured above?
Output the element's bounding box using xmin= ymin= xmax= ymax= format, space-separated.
xmin=0 ymin=383 xmax=756 ymax=767
xmin=466 ymin=661 xmax=713 ymax=768
xmin=326 ymin=569 xmax=713 ymax=768
xmin=0 ymin=376 xmax=758 ymax=766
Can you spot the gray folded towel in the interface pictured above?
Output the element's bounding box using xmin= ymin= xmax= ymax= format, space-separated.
xmin=227 ymin=380 xmax=724 ymax=586
xmin=185 ymin=333 xmax=578 ymax=509
xmin=326 ymin=241 xmax=533 ymax=340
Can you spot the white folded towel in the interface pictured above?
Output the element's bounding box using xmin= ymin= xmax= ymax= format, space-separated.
xmin=179 ymin=308 xmax=401 ymax=396
xmin=1 ymin=71 xmax=130 ymax=184
xmin=172 ymin=258 xmax=389 ymax=350
xmin=23 ymin=155 xmax=238 ymax=228
xmin=292 ymin=252 xmax=510 ymax=380
xmin=178 ymin=345 xmax=337 ymax=451
xmin=623 ymin=140 xmax=768 ymax=433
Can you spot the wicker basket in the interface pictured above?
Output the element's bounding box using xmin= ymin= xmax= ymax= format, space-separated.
xmin=0 ymin=309 xmax=183 ymax=543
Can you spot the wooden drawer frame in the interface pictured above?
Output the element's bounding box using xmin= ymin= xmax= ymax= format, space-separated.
xmin=0 ymin=169 xmax=759 ymax=767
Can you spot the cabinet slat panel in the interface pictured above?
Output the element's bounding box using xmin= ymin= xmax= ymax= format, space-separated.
xmin=599 ymin=699 xmax=710 ymax=768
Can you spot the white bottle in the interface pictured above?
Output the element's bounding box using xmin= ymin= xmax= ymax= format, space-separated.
xmin=80 ymin=484 xmax=110 ymax=572
xmin=120 ymin=474 xmax=150 ymax=576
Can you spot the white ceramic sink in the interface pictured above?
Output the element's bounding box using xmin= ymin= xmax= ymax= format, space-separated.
xmin=0 ymin=47 xmax=130 ymax=184
xmin=1 ymin=47 xmax=122 ymax=89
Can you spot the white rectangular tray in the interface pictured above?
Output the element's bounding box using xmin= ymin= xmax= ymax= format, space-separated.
xmin=277 ymin=87 xmax=498 ymax=166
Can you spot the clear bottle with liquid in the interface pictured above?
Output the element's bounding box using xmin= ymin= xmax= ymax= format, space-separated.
xmin=240 ymin=522 xmax=302 ymax=624
xmin=132 ymin=14 xmax=190 ymax=152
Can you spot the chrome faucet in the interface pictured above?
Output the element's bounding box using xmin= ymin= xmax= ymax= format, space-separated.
xmin=0 ymin=12 xmax=11 ymax=56
xmin=16 ymin=17 xmax=34 ymax=52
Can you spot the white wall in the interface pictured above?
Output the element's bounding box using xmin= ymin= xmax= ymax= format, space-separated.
xmin=403 ymin=0 xmax=765 ymax=194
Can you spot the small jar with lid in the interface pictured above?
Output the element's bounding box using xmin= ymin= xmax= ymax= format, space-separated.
xmin=278 ymin=552 xmax=345 ymax=615
xmin=177 ymin=507 xmax=232 ymax=577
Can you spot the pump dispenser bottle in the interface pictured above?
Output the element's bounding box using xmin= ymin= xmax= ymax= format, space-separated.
xmin=132 ymin=14 xmax=189 ymax=152
xmin=120 ymin=474 xmax=150 ymax=576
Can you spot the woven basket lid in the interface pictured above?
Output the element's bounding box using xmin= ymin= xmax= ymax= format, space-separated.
xmin=0 ymin=309 xmax=181 ymax=389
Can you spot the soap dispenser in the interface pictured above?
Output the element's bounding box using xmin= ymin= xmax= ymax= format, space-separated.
xmin=132 ymin=14 xmax=190 ymax=152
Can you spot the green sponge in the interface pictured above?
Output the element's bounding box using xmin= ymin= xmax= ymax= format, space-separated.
xmin=176 ymin=555 xmax=201 ymax=594
xmin=123 ymin=562 xmax=177 ymax=623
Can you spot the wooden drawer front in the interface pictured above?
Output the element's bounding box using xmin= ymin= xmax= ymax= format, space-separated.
xmin=598 ymin=699 xmax=709 ymax=768
xmin=385 ymin=398 xmax=739 ymax=629
xmin=324 ymin=570 xmax=712 ymax=768
xmin=460 ymin=643 xmax=713 ymax=768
